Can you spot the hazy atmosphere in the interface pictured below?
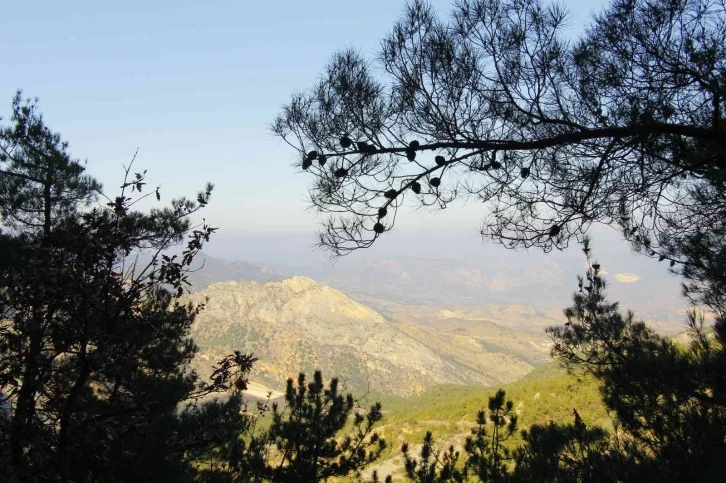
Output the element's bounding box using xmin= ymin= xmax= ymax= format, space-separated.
xmin=2 ymin=0 xmax=723 ymax=481
xmin=0 ymin=0 xmax=683 ymax=316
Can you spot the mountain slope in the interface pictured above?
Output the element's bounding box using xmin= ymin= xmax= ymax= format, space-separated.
xmin=361 ymin=363 xmax=607 ymax=480
xmin=186 ymin=252 xmax=280 ymax=290
xmin=188 ymin=277 xmax=538 ymax=396
xmin=194 ymin=251 xmax=685 ymax=329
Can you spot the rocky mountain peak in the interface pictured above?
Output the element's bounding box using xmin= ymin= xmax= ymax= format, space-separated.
xmin=188 ymin=276 xmax=534 ymax=396
xmin=279 ymin=275 xmax=318 ymax=292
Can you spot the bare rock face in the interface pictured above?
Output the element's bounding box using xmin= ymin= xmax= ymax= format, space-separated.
xmin=188 ymin=277 xmax=528 ymax=396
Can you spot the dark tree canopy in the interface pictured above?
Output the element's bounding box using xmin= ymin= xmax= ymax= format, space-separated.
xmin=0 ymin=93 xmax=390 ymax=483
xmin=0 ymin=93 xmax=254 ymax=482
xmin=544 ymin=242 xmax=726 ymax=481
xmin=200 ymin=371 xmax=386 ymax=483
xmin=274 ymin=0 xmax=726 ymax=258
xmin=264 ymin=371 xmax=385 ymax=482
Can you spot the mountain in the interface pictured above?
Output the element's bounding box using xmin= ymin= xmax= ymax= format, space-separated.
xmin=186 ymin=252 xmax=281 ymax=290
xmin=187 ymin=277 xmax=541 ymax=397
xmin=273 ymin=255 xmax=569 ymax=307
xmin=299 ymin=255 xmax=686 ymax=326
xmin=194 ymin=250 xmax=686 ymax=327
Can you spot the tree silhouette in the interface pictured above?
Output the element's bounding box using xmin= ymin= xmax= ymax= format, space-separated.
xmin=191 ymin=371 xmax=387 ymax=483
xmin=400 ymin=390 xmax=519 ymax=483
xmin=545 ymin=240 xmax=726 ymax=481
xmin=402 ymin=431 xmax=464 ymax=483
xmin=465 ymin=389 xmax=518 ymax=482
xmin=0 ymin=93 xmax=255 ymax=482
xmin=511 ymin=417 xmax=621 ymax=483
xmin=261 ymin=371 xmax=386 ymax=482
xmin=273 ymin=0 xmax=725 ymax=257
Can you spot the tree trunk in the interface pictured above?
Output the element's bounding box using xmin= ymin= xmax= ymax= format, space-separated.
xmin=9 ymin=310 xmax=44 ymax=481
xmin=57 ymin=353 xmax=92 ymax=480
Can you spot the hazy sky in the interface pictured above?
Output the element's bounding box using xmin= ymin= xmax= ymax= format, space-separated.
xmin=0 ymin=0 xmax=647 ymax=269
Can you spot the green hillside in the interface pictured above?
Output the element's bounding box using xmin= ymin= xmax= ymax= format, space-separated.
xmin=356 ymin=363 xmax=608 ymax=480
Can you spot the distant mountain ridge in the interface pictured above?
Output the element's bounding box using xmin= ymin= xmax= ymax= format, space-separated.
xmin=273 ymin=255 xmax=568 ymax=307
xmin=186 ymin=252 xmax=281 ymax=290
xmin=183 ymin=251 xmax=685 ymax=397
xmin=193 ymin=251 xmax=685 ymax=326
xmin=187 ymin=277 xmax=538 ymax=396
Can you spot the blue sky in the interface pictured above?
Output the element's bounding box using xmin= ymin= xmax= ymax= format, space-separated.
xmin=0 ymin=0 xmax=632 ymax=266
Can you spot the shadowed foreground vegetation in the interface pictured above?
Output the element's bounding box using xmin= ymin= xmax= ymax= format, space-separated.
xmin=3 ymin=0 xmax=726 ymax=479
xmin=0 ymin=91 xmax=725 ymax=481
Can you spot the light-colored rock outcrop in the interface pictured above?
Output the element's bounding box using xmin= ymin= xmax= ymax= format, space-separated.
xmin=188 ymin=277 xmax=512 ymax=396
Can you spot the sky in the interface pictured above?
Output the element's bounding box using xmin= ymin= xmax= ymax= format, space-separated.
xmin=0 ymin=0 xmax=663 ymax=275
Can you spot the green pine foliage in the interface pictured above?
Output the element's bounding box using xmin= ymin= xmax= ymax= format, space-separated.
xmin=265 ymin=371 xmax=386 ymax=481
xmin=197 ymin=371 xmax=387 ymax=483
xmin=465 ymin=390 xmax=518 ymax=482
xmin=545 ymin=241 xmax=726 ymax=482
xmin=402 ymin=431 xmax=464 ymax=482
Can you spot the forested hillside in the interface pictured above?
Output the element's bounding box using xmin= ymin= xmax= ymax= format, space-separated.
xmin=363 ymin=363 xmax=605 ymax=480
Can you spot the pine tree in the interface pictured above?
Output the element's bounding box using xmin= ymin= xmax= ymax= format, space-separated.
xmin=512 ymin=417 xmax=620 ymax=483
xmin=545 ymin=240 xmax=726 ymax=481
xmin=260 ymin=370 xmax=386 ymax=482
xmin=274 ymin=0 xmax=726 ymax=260
xmin=0 ymin=93 xmax=254 ymax=482
xmin=464 ymin=389 xmax=518 ymax=482
xmin=402 ymin=431 xmax=464 ymax=483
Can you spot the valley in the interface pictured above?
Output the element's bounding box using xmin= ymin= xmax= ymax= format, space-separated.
xmin=181 ymin=252 xmax=690 ymax=479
